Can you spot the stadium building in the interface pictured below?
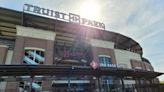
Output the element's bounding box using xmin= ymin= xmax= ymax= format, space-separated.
xmin=0 ymin=4 xmax=163 ymax=92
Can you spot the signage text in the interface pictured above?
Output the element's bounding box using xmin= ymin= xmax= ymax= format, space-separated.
xmin=23 ymin=4 xmax=105 ymax=29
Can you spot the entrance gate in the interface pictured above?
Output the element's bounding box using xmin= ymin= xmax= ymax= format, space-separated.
xmin=51 ymin=76 xmax=95 ymax=92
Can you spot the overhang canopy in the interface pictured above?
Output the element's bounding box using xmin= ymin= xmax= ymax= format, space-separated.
xmin=0 ymin=65 xmax=162 ymax=79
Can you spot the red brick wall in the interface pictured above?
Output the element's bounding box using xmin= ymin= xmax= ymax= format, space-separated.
xmin=12 ymin=36 xmax=54 ymax=64
xmin=5 ymin=82 xmax=18 ymax=92
xmin=9 ymin=36 xmax=55 ymax=90
xmin=12 ymin=36 xmax=25 ymax=64
xmin=45 ymin=40 xmax=54 ymax=64
xmin=130 ymin=59 xmax=154 ymax=71
xmin=24 ymin=37 xmax=46 ymax=49
xmin=130 ymin=59 xmax=143 ymax=69
xmin=0 ymin=46 xmax=8 ymax=64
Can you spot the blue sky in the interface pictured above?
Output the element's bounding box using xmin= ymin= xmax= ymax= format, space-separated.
xmin=0 ymin=0 xmax=164 ymax=80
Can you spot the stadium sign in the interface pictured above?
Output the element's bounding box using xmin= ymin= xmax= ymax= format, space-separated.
xmin=54 ymin=43 xmax=92 ymax=65
xmin=23 ymin=4 xmax=105 ymax=29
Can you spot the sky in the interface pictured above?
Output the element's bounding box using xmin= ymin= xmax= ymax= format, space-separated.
xmin=0 ymin=0 xmax=164 ymax=80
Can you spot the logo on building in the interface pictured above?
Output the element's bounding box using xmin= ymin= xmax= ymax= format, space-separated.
xmin=90 ymin=60 xmax=99 ymax=69
xmin=23 ymin=4 xmax=105 ymax=29
xmin=54 ymin=43 xmax=92 ymax=65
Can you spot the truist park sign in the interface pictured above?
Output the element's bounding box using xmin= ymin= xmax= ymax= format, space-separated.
xmin=23 ymin=4 xmax=105 ymax=29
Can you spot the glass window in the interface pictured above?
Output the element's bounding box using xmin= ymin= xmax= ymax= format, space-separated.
xmin=23 ymin=49 xmax=45 ymax=65
xmin=19 ymin=48 xmax=44 ymax=92
xmin=99 ymin=55 xmax=111 ymax=67
xmin=101 ymin=76 xmax=113 ymax=91
xmin=19 ymin=81 xmax=42 ymax=92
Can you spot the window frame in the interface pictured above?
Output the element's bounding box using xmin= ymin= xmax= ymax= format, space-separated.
xmin=98 ymin=55 xmax=112 ymax=67
xmin=23 ymin=47 xmax=45 ymax=64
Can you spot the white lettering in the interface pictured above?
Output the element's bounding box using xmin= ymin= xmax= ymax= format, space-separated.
xmin=23 ymin=4 xmax=105 ymax=29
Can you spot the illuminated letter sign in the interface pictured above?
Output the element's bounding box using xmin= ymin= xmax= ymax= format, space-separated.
xmin=69 ymin=13 xmax=80 ymax=24
xmin=23 ymin=4 xmax=105 ymax=29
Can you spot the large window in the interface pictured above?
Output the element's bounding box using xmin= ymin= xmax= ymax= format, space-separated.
xmin=99 ymin=55 xmax=112 ymax=67
xmin=23 ymin=48 xmax=45 ymax=64
xmin=19 ymin=81 xmax=42 ymax=92
xmin=101 ymin=76 xmax=113 ymax=92
xmin=19 ymin=48 xmax=45 ymax=92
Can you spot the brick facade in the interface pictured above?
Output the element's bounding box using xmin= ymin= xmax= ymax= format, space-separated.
xmin=0 ymin=45 xmax=8 ymax=64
